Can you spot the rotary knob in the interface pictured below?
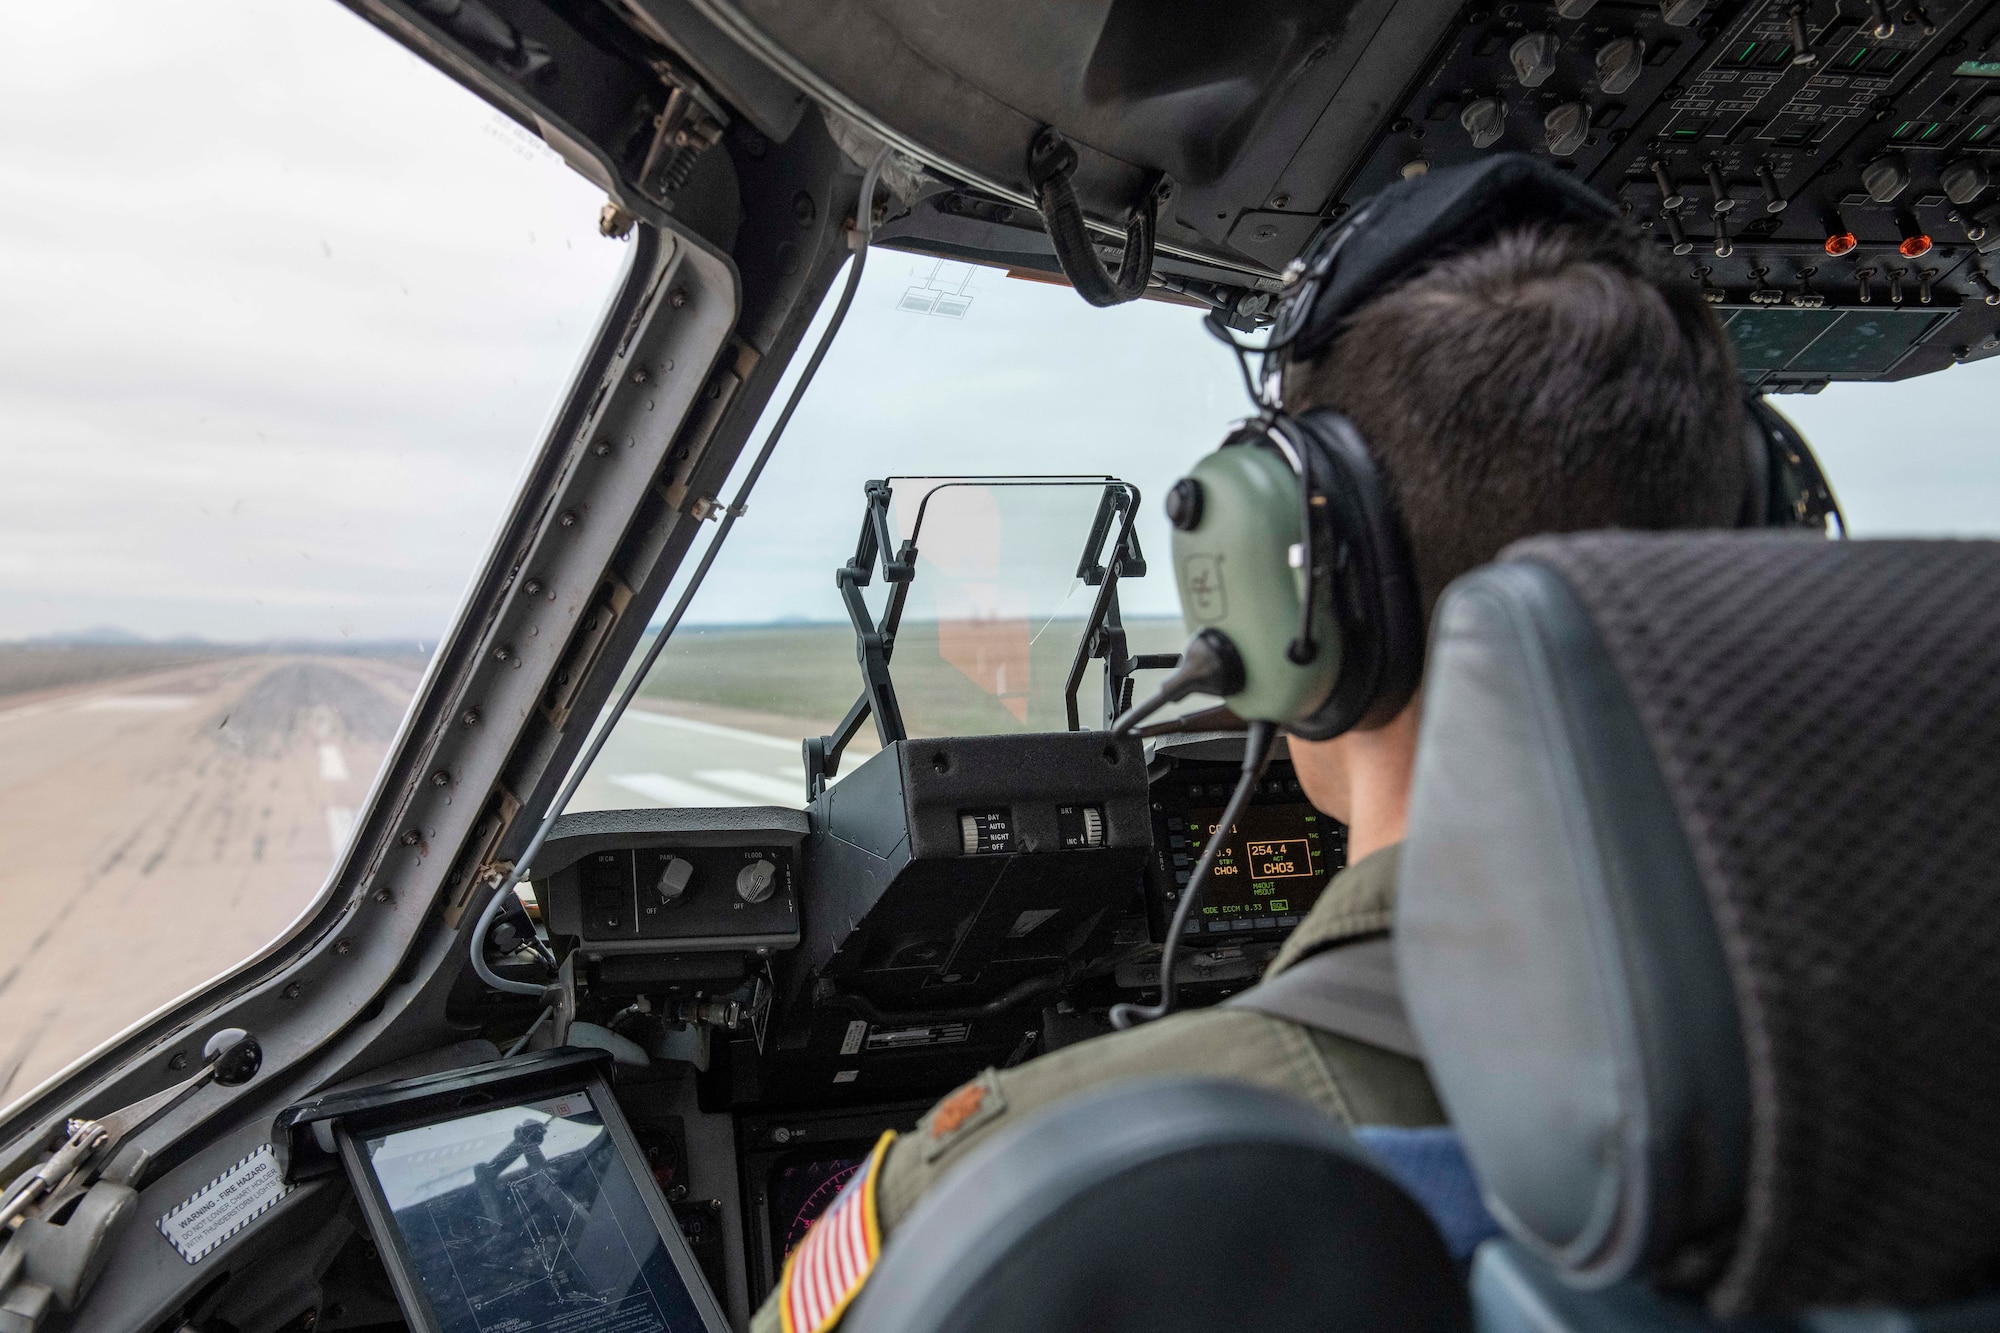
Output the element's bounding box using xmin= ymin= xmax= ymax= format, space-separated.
xmin=736 ymin=858 xmax=778 ymax=904
xmin=655 ymin=855 xmax=694 ymax=904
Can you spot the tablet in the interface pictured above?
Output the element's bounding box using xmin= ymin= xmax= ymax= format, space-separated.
xmin=286 ymin=1049 xmax=729 ymax=1333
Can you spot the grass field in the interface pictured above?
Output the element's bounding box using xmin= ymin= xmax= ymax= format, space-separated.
xmin=632 ymin=616 xmax=1189 ymax=737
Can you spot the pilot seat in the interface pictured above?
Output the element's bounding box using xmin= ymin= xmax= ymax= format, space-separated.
xmin=839 ymin=531 xmax=2000 ymax=1333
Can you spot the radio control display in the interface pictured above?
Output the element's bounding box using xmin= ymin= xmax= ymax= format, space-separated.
xmin=1174 ymin=802 xmax=1336 ymax=934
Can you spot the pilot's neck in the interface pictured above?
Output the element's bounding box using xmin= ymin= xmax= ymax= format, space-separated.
xmin=1290 ymin=695 xmax=1420 ymax=864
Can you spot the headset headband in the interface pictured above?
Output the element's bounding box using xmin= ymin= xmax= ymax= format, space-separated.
xmin=1262 ymin=155 xmax=1619 ymax=365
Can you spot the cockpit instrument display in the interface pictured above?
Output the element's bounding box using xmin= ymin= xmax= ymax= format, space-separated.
xmin=313 ymin=1053 xmax=730 ymax=1333
xmin=1177 ymin=802 xmax=1336 ymax=935
xmin=768 ymin=1152 xmax=868 ymax=1262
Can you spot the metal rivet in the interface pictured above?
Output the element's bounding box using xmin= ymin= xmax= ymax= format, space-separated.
xmin=335 ymin=939 xmax=352 ymax=955
xmin=493 ymin=646 xmax=511 ymax=663
xmin=593 ymin=441 xmax=612 ymax=457
xmin=431 ymin=770 xmax=451 ymax=787
xmin=283 ymin=982 xmax=302 ymax=1000
xmin=631 ymin=367 xmax=648 ymax=383
xmin=401 ymin=830 xmax=421 ymax=846
xmin=558 ymin=511 xmax=578 ymax=528
xmin=669 ymin=288 xmax=688 ymax=308
xmin=462 ymin=708 xmax=480 ymax=726
xmin=375 ymin=888 xmax=395 ymax=904
xmin=1270 ymin=193 xmax=1290 ymax=208
xmin=167 ymin=1051 xmax=188 ymax=1072
xmin=523 ymin=579 xmax=543 ymax=596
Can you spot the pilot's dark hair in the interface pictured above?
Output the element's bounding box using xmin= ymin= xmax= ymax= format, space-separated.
xmin=1283 ymin=221 xmax=1746 ymax=623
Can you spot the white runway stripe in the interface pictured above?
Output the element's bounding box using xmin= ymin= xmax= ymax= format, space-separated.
xmin=318 ymin=744 xmax=348 ymax=781
xmin=610 ymin=772 xmax=759 ymax=807
xmin=325 ymin=806 xmax=357 ymax=853
xmin=695 ymin=769 xmax=804 ymax=804
xmin=619 ymin=710 xmax=798 ymax=752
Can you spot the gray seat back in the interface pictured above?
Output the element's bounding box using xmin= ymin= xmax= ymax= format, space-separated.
xmin=1399 ymin=534 xmax=2000 ymax=1318
xmin=843 ymin=1077 xmax=1466 ymax=1333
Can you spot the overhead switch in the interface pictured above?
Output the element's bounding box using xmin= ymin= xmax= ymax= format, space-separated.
xmin=1511 ymin=33 xmax=1560 ymax=87
xmin=1661 ymin=0 xmax=1704 ymax=26
xmin=1943 ymin=158 xmax=1991 ymax=207
xmin=1863 ymin=155 xmax=1911 ymax=203
xmin=1596 ymin=37 xmax=1645 ymax=94
xmin=1461 ymin=97 xmax=1508 ymax=149
xmin=1544 ymin=102 xmax=1590 ymax=157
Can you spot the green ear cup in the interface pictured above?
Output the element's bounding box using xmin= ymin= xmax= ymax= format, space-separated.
xmin=1169 ymin=444 xmax=1339 ymax=723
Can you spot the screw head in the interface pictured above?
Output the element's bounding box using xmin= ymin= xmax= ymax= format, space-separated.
xmin=431 ymin=770 xmax=451 ymax=787
xmin=523 ymin=578 xmax=543 ymax=596
xmin=462 ymin=708 xmax=480 ymax=726
xmin=669 ymin=287 xmax=688 ymax=308
xmin=401 ymin=829 xmax=421 ymax=846
xmin=335 ymin=939 xmax=352 ymax=955
xmin=593 ymin=441 xmax=612 ymax=457
xmin=558 ymin=510 xmax=578 ymax=527
xmin=167 ymin=1051 xmax=188 ymax=1072
xmin=283 ymin=982 xmax=302 ymax=1000
xmin=493 ymin=646 xmax=511 ymax=663
xmin=375 ymin=888 xmax=395 ymax=904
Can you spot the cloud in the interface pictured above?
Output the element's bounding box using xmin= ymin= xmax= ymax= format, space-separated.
xmin=3 ymin=0 xmax=1992 ymax=645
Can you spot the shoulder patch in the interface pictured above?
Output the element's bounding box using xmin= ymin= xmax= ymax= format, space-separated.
xmin=779 ymin=1131 xmax=894 ymax=1333
xmin=922 ymin=1069 xmax=1007 ymax=1162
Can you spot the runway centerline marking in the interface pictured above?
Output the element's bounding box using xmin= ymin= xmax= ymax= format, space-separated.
xmin=325 ymin=807 xmax=357 ymax=855
xmin=609 ymin=773 xmax=780 ymax=808
xmin=695 ymin=769 xmax=804 ymax=804
xmin=618 ymin=711 xmax=798 ymax=752
xmin=318 ymin=744 xmax=349 ymax=781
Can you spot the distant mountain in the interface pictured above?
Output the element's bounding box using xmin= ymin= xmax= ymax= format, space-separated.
xmin=22 ymin=626 xmax=156 ymax=645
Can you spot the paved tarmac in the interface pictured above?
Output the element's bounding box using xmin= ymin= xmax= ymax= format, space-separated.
xmin=0 ymin=659 xmax=868 ymax=1106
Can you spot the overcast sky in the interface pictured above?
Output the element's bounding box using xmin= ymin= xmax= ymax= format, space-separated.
xmin=1 ymin=0 xmax=1996 ymax=644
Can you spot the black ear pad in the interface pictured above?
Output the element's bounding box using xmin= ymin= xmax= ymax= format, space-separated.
xmin=1279 ymin=410 xmax=1426 ymax=739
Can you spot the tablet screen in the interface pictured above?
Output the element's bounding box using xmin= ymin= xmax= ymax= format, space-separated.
xmin=358 ymin=1088 xmax=709 ymax=1333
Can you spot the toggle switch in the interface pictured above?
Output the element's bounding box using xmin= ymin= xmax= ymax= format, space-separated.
xmin=1653 ymin=160 xmax=1685 ymax=210
xmin=1759 ymin=163 xmax=1789 ymax=213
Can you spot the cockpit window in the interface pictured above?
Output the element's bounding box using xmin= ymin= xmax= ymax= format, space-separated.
xmin=567 ymin=261 xmax=1248 ymax=814
xmin=569 ymin=254 xmax=2000 ymax=819
xmin=0 ymin=1 xmax=625 ymax=1103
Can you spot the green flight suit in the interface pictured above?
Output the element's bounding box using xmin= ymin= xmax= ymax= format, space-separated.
xmin=752 ymin=845 xmax=1439 ymax=1333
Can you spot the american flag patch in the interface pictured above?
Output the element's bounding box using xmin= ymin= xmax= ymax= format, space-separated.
xmin=779 ymin=1131 xmax=895 ymax=1333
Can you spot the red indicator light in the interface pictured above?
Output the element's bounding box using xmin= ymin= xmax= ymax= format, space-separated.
xmin=1899 ymin=232 xmax=1933 ymax=258
xmin=1824 ymin=231 xmax=1859 ymax=256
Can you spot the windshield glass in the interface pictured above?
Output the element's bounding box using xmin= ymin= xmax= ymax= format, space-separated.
xmin=0 ymin=0 xmax=626 ymax=1102
xmin=571 ymin=254 xmax=2000 ymax=816
xmin=859 ymin=476 xmax=1139 ymax=737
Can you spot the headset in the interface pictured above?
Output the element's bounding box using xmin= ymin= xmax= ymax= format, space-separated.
xmin=1115 ymin=153 xmax=1845 ymax=745
xmin=1107 ymin=154 xmax=1842 ymax=1028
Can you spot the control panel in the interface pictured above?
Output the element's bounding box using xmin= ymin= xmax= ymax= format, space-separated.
xmin=1145 ymin=758 xmax=1347 ymax=947
xmin=539 ymin=806 xmax=805 ymax=957
xmin=1333 ymin=0 xmax=2000 ymax=388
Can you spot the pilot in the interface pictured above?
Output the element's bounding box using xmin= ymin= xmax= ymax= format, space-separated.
xmin=758 ymin=162 xmax=1749 ymax=1333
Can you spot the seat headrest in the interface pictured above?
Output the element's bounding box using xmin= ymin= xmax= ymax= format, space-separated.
xmin=1398 ymin=533 xmax=2000 ymax=1316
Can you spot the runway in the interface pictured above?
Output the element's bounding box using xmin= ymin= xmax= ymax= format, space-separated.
xmin=0 ymin=656 xmax=868 ymax=1105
